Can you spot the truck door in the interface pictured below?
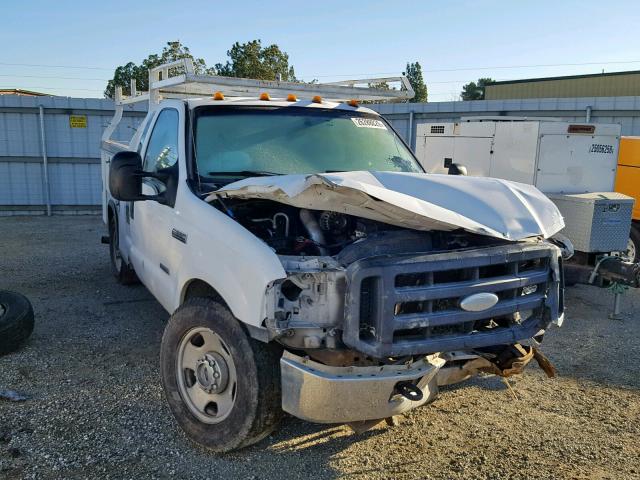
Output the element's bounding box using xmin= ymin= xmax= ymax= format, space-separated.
xmin=129 ymin=107 xmax=182 ymax=310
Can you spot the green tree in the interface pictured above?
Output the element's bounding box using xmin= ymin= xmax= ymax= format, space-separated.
xmin=358 ymin=81 xmax=391 ymax=104
xmin=460 ymin=77 xmax=495 ymax=101
xmin=403 ymin=62 xmax=428 ymax=103
xmin=104 ymin=41 xmax=212 ymax=98
xmin=215 ymin=40 xmax=296 ymax=81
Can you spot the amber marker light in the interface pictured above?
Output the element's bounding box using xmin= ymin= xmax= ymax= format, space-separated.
xmin=312 ymin=95 xmax=322 ymax=103
xmin=348 ymin=99 xmax=359 ymax=107
xmin=260 ymin=92 xmax=271 ymax=101
xmin=287 ymin=94 xmax=297 ymax=102
xmin=213 ymin=91 xmax=224 ymax=100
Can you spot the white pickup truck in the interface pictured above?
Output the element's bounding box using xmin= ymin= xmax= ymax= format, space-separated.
xmin=102 ymin=60 xmax=566 ymax=452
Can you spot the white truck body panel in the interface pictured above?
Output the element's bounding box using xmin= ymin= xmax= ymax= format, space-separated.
xmin=102 ymin=100 xmax=286 ymax=326
xmin=415 ymin=119 xmax=621 ymax=194
xmin=209 ymin=171 xmax=565 ymax=241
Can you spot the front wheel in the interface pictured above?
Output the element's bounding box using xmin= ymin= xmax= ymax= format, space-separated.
xmin=160 ymin=298 xmax=283 ymax=452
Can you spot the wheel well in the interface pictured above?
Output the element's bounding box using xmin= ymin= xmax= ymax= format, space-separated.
xmin=181 ymin=280 xmax=269 ymax=342
xmin=182 ymin=279 xmax=229 ymax=308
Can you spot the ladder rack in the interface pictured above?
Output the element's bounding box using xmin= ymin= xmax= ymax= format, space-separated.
xmin=114 ymin=58 xmax=415 ymax=105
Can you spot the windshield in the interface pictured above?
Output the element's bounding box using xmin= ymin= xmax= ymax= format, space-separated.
xmin=193 ymin=107 xmax=422 ymax=178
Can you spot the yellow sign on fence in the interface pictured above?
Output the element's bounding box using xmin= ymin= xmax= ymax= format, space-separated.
xmin=69 ymin=115 xmax=87 ymax=128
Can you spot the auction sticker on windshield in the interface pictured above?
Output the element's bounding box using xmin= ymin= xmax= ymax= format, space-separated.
xmin=351 ymin=117 xmax=387 ymax=129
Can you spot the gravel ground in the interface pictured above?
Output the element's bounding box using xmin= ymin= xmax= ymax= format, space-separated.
xmin=0 ymin=216 xmax=639 ymax=480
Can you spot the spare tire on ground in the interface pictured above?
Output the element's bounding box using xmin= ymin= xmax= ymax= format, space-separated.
xmin=0 ymin=291 xmax=34 ymax=355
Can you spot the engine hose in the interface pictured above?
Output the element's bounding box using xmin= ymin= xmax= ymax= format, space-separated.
xmin=300 ymin=209 xmax=329 ymax=255
xmin=588 ymin=256 xmax=620 ymax=284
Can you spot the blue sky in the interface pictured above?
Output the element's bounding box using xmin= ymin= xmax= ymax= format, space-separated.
xmin=1 ymin=0 xmax=639 ymax=100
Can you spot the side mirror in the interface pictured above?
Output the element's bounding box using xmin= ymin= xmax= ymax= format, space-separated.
xmin=109 ymin=151 xmax=165 ymax=202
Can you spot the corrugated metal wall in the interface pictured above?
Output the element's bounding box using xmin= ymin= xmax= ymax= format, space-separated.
xmin=2 ymin=94 xmax=640 ymax=215
xmin=370 ymin=96 xmax=640 ymax=150
xmin=0 ymin=95 xmax=146 ymax=215
xmin=485 ymin=72 xmax=640 ymax=100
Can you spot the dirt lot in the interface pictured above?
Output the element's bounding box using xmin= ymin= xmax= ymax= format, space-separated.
xmin=0 ymin=216 xmax=639 ymax=480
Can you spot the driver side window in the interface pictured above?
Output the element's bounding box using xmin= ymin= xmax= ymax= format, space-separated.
xmin=143 ymin=108 xmax=179 ymax=173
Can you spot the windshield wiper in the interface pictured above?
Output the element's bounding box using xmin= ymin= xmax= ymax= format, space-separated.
xmin=207 ymin=170 xmax=281 ymax=177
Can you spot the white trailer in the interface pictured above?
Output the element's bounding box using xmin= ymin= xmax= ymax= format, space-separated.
xmin=415 ymin=117 xmax=620 ymax=194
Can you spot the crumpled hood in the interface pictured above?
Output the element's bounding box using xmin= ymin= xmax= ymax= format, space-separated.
xmin=206 ymin=171 xmax=565 ymax=241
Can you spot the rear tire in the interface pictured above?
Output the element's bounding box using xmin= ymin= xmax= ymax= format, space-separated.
xmin=108 ymin=213 xmax=138 ymax=285
xmin=160 ymin=298 xmax=282 ymax=452
xmin=0 ymin=291 xmax=35 ymax=355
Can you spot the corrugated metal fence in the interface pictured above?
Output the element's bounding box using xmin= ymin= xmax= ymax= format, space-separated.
xmin=0 ymin=95 xmax=146 ymax=216
xmin=2 ymin=94 xmax=640 ymax=215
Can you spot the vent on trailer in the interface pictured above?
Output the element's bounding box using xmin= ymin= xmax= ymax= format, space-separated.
xmin=430 ymin=125 xmax=446 ymax=134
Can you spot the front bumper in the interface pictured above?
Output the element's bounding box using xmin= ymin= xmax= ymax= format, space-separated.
xmin=280 ymin=351 xmax=444 ymax=423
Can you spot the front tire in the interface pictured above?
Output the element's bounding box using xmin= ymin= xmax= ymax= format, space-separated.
xmin=160 ymin=298 xmax=282 ymax=452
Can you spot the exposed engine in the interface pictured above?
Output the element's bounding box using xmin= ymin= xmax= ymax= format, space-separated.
xmin=218 ymin=198 xmax=507 ymax=261
xmin=221 ymin=199 xmax=396 ymax=257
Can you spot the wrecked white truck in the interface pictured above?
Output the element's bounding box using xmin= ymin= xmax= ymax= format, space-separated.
xmin=101 ymin=60 xmax=565 ymax=452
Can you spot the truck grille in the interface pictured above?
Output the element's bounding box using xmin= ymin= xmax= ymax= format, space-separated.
xmin=343 ymin=243 xmax=561 ymax=357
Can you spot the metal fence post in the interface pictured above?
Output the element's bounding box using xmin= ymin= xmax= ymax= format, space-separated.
xmin=38 ymin=105 xmax=52 ymax=216
xmin=408 ymin=110 xmax=415 ymax=151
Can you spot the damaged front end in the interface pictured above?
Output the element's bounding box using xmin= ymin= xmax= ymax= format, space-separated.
xmin=266 ymin=235 xmax=563 ymax=423
xmin=207 ymin=171 xmax=565 ymax=424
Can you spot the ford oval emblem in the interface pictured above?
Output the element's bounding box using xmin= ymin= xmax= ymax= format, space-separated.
xmin=459 ymin=292 xmax=499 ymax=312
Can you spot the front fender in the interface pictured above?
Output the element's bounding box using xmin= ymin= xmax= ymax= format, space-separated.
xmin=171 ymin=193 xmax=286 ymax=327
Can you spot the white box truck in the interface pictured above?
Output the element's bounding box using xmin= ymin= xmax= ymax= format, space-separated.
xmin=416 ymin=117 xmax=639 ymax=289
xmin=101 ymin=61 xmax=567 ymax=452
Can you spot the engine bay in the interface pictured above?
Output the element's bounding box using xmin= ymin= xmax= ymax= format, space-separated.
xmin=214 ymin=198 xmax=509 ymax=261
